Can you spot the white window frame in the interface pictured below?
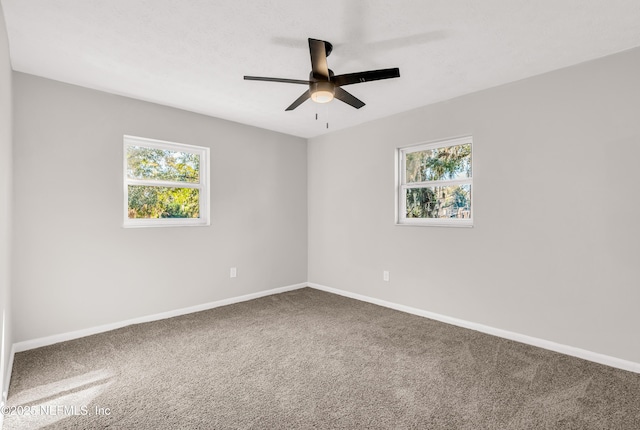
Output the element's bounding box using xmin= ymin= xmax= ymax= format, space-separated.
xmin=397 ymin=136 xmax=473 ymax=227
xmin=123 ymin=135 xmax=210 ymax=228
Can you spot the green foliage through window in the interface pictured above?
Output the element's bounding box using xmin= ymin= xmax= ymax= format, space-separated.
xmin=128 ymin=186 xmax=200 ymax=219
xmin=125 ymin=138 xmax=206 ymax=222
xmin=400 ymin=139 xmax=473 ymax=223
xmin=405 ymin=185 xmax=470 ymax=219
xmin=127 ymin=146 xmax=200 ymax=183
xmin=405 ymin=143 xmax=471 ymax=183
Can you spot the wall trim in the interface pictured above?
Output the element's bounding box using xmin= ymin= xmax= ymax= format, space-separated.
xmin=307 ymin=282 xmax=640 ymax=374
xmin=8 ymin=281 xmax=639 ymax=382
xmin=13 ymin=283 xmax=307 ymax=354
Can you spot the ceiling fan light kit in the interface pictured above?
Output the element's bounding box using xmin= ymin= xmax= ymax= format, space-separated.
xmin=310 ymin=81 xmax=335 ymax=103
xmin=244 ymin=38 xmax=400 ymax=111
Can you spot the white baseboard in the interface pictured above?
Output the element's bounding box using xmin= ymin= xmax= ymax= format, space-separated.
xmin=9 ymin=281 xmax=640 ymax=377
xmin=307 ymin=283 xmax=640 ymax=374
xmin=13 ymin=283 xmax=307 ymax=354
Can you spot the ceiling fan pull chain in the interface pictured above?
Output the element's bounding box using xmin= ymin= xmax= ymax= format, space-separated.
xmin=326 ymin=104 xmax=329 ymax=129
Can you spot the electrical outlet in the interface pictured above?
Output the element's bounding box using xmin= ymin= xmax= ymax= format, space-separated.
xmin=383 ymin=271 xmax=390 ymax=282
xmin=230 ymin=267 xmax=237 ymax=278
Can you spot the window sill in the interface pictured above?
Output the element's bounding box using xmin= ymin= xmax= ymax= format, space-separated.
xmin=395 ymin=220 xmax=473 ymax=228
xmin=123 ymin=219 xmax=210 ymax=228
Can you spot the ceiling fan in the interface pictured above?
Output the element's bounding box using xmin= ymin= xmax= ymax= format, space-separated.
xmin=244 ymin=38 xmax=400 ymax=111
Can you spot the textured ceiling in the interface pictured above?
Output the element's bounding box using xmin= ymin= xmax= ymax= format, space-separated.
xmin=2 ymin=0 xmax=640 ymax=138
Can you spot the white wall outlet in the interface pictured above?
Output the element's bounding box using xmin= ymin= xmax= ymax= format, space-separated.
xmin=230 ymin=267 xmax=237 ymax=278
xmin=383 ymin=270 xmax=390 ymax=282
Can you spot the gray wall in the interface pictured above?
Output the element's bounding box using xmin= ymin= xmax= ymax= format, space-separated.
xmin=12 ymin=73 xmax=307 ymax=342
xmin=6 ymin=40 xmax=640 ymax=367
xmin=0 ymin=1 xmax=12 ymax=400
xmin=308 ymin=48 xmax=640 ymax=363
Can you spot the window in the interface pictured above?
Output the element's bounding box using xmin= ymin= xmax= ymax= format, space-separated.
xmin=397 ymin=136 xmax=473 ymax=226
xmin=123 ymin=135 xmax=210 ymax=227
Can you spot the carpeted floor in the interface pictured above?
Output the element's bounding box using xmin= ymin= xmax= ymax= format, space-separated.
xmin=4 ymin=288 xmax=640 ymax=429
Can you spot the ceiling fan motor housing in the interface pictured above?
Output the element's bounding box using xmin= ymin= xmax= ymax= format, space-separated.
xmin=310 ymin=69 xmax=334 ymax=82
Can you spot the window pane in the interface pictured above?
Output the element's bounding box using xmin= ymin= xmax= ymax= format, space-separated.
xmin=405 ymin=143 xmax=471 ymax=183
xmin=405 ymin=184 xmax=471 ymax=219
xmin=126 ymin=146 xmax=200 ymax=183
xmin=127 ymin=186 xmax=200 ymax=219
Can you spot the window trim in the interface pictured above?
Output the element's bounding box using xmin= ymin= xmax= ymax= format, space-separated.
xmin=396 ymin=136 xmax=473 ymax=227
xmin=123 ymin=135 xmax=210 ymax=228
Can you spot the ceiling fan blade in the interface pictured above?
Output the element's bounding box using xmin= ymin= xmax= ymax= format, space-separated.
xmin=285 ymin=90 xmax=311 ymax=111
xmin=244 ymin=76 xmax=312 ymax=85
xmin=308 ymin=38 xmax=330 ymax=79
xmin=334 ymin=87 xmax=365 ymax=109
xmin=333 ymin=68 xmax=400 ymax=86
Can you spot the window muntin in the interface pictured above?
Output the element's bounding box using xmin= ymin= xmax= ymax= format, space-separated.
xmin=123 ymin=136 xmax=209 ymax=227
xmin=398 ymin=137 xmax=473 ymax=226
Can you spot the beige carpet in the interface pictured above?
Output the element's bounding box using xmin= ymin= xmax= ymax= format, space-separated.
xmin=4 ymin=288 xmax=640 ymax=429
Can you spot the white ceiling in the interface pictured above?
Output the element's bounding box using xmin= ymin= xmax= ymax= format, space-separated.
xmin=2 ymin=1 xmax=640 ymax=138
